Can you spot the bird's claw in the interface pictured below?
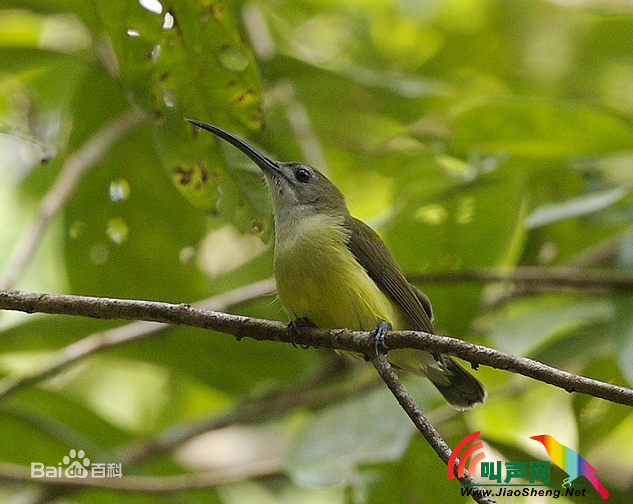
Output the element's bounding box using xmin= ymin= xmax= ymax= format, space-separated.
xmin=288 ymin=317 xmax=313 ymax=349
xmin=370 ymin=321 xmax=391 ymax=357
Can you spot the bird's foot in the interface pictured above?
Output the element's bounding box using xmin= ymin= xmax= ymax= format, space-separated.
xmin=370 ymin=320 xmax=391 ymax=357
xmin=288 ymin=317 xmax=314 ymax=349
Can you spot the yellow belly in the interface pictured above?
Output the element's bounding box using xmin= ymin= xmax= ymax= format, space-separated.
xmin=274 ymin=214 xmax=408 ymax=331
xmin=274 ymin=213 xmax=438 ymax=375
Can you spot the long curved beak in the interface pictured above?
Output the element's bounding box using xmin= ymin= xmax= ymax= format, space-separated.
xmin=186 ymin=119 xmax=281 ymax=177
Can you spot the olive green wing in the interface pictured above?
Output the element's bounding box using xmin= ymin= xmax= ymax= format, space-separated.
xmin=346 ymin=217 xmax=434 ymax=333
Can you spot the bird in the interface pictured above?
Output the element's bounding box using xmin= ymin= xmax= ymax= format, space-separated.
xmin=530 ymin=434 xmax=608 ymax=499
xmin=187 ymin=120 xmax=486 ymax=410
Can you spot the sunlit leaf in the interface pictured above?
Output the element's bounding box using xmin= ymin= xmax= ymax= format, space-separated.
xmin=286 ymin=387 xmax=414 ymax=487
xmin=96 ymin=0 xmax=268 ymax=234
xmin=452 ymin=99 xmax=633 ymax=158
xmin=524 ymin=186 xmax=630 ymax=229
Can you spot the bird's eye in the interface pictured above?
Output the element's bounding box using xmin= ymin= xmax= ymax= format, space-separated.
xmin=295 ymin=167 xmax=311 ymax=183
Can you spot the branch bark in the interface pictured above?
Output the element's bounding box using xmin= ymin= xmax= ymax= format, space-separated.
xmin=371 ymin=354 xmax=497 ymax=504
xmin=2 ymin=288 xmax=628 ymax=503
xmin=409 ymin=266 xmax=633 ymax=290
xmin=0 ymin=289 xmax=631 ymax=407
xmin=0 ymin=279 xmax=275 ymax=401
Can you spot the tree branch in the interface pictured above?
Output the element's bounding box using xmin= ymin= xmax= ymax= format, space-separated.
xmin=0 ymin=459 xmax=280 ymax=492
xmin=0 ymin=108 xmax=146 ymax=290
xmin=409 ymin=266 xmax=633 ymax=290
xmin=0 ymin=361 xmax=483 ymax=502
xmin=371 ymin=354 xmax=497 ymax=504
xmin=2 ymin=289 xmax=627 ymax=504
xmin=0 ymin=289 xmax=631 ymax=407
xmin=116 ymin=359 xmax=376 ymax=466
xmin=7 ymin=358 xmax=375 ymax=504
xmin=0 ymin=279 xmax=275 ymax=401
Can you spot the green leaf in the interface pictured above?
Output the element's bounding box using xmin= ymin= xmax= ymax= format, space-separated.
xmin=525 ymin=186 xmax=630 ymax=229
xmin=364 ymin=435 xmax=469 ymax=504
xmin=1 ymin=1 xmax=99 ymax=30
xmin=385 ymin=162 xmax=528 ymax=336
xmin=484 ymin=293 xmax=612 ymax=357
xmin=573 ymin=360 xmax=632 ymax=454
xmin=452 ymin=99 xmax=633 ymax=158
xmin=286 ymin=386 xmax=415 ymax=487
xmin=95 ymin=0 xmax=268 ymax=234
xmin=608 ymin=292 xmax=633 ymax=385
xmin=471 ymin=385 xmax=577 ymax=452
xmin=0 ymin=387 xmax=131 ymax=465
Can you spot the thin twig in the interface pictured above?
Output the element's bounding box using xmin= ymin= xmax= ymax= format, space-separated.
xmin=409 ymin=266 xmax=633 ymax=290
xmin=0 ymin=108 xmax=146 ymax=290
xmin=0 ymin=290 xmax=631 ymax=406
xmin=0 ymin=459 xmax=279 ymax=492
xmin=117 ymin=361 xmax=375 ymax=465
xmin=196 ymin=277 xmax=275 ymax=309
xmin=0 ymin=278 xmax=275 ymax=401
xmin=7 ymin=358 xmax=372 ymax=503
xmin=371 ymin=353 xmax=497 ymax=504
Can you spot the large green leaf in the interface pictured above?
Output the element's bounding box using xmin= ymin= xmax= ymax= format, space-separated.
xmin=364 ymin=436 xmax=471 ymax=504
xmin=95 ymin=0 xmax=269 ymax=235
xmin=451 ymin=99 xmax=633 ymax=158
xmin=286 ymin=386 xmax=415 ymax=487
xmin=385 ymin=162 xmax=528 ymax=336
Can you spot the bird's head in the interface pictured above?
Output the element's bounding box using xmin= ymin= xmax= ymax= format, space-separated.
xmin=186 ymin=120 xmax=348 ymax=222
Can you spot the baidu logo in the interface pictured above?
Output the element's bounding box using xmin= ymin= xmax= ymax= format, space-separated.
xmin=31 ymin=449 xmax=121 ymax=479
xmin=62 ymin=449 xmax=90 ymax=478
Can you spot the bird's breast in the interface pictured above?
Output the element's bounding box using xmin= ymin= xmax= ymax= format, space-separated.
xmin=273 ymin=214 xmax=406 ymax=330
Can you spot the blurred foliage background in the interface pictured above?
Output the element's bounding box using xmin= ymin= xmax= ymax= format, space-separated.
xmin=1 ymin=0 xmax=632 ymax=502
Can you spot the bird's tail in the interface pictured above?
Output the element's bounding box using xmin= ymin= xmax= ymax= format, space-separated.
xmin=426 ymin=355 xmax=487 ymax=410
xmin=585 ymin=472 xmax=609 ymax=499
xmin=389 ymin=349 xmax=486 ymax=409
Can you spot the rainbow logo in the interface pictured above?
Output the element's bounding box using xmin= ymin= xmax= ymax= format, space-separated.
xmin=530 ymin=434 xmax=608 ymax=499
xmin=447 ymin=431 xmax=486 ymax=480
